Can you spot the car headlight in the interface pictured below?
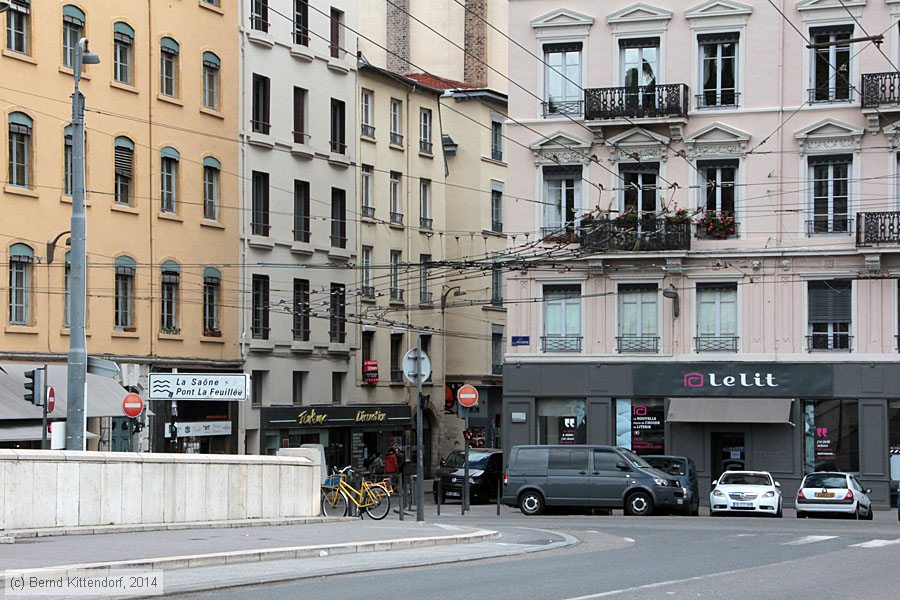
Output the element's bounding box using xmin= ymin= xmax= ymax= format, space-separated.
xmin=682 ymin=487 xmax=689 ymax=495
xmin=712 ymin=490 xmax=724 ymax=497
xmin=653 ymin=478 xmax=669 ymax=487
xmin=762 ymin=491 xmax=775 ymax=498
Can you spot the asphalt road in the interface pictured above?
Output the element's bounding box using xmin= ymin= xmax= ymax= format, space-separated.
xmin=177 ymin=505 xmax=900 ymax=600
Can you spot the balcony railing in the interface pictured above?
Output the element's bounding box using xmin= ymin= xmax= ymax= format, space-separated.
xmin=491 ymin=363 xmax=503 ymax=376
xmin=330 ymin=234 xmax=347 ymax=248
xmin=807 ymin=87 xmax=852 ymax=105
xmin=420 ymin=217 xmax=433 ymax=230
xmin=251 ymin=326 xmax=270 ymax=340
xmin=491 ymin=220 xmax=503 ymax=233
xmin=856 ymin=212 xmax=900 ymax=246
xmin=293 ymin=228 xmax=310 ymax=243
xmin=329 ymin=329 xmax=346 ymax=344
xmin=361 ymin=123 xmax=375 ymax=137
xmin=541 ymin=335 xmax=583 ymax=353
xmin=251 ymin=222 xmax=270 ymax=237
xmin=862 ymin=72 xmax=900 ymax=108
xmin=807 ymin=333 xmax=852 ymax=352
xmin=390 ymin=369 xmax=404 ymax=383
xmin=292 ymin=328 xmax=310 ymax=342
xmin=390 ymin=288 xmax=404 ymax=302
xmin=579 ymin=218 xmax=692 ymax=252
xmin=419 ymin=291 xmax=433 ymax=305
xmin=330 ymin=140 xmax=347 ymax=154
xmin=806 ymin=218 xmax=851 ymax=236
xmin=541 ymin=99 xmax=583 ymax=117
xmin=695 ymin=221 xmax=739 ymax=240
xmin=616 ymin=335 xmax=660 ymax=353
xmin=251 ymin=119 xmax=270 ymax=135
xmin=584 ymin=83 xmax=689 ymax=120
xmin=361 ymin=205 xmax=375 ymax=219
xmin=419 ymin=140 xmax=433 ymax=154
xmin=390 ymin=132 xmax=404 ymax=146
xmin=361 ymin=285 xmax=375 ymax=299
xmin=695 ymin=335 xmax=739 ymax=353
xmin=695 ymin=91 xmax=740 ymax=109
xmin=390 ymin=211 xmax=404 ymax=225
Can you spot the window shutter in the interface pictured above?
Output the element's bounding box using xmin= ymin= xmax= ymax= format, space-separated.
xmin=697 ymin=32 xmax=740 ymax=44
xmin=808 ymin=281 xmax=851 ymax=323
xmin=115 ymin=146 xmax=133 ymax=177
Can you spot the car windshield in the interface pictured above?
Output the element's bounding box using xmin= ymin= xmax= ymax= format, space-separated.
xmin=645 ymin=457 xmax=686 ymax=477
xmin=803 ymin=474 xmax=848 ymax=489
xmin=719 ymin=473 xmax=771 ymax=486
xmin=617 ymin=448 xmax=652 ymax=469
xmin=443 ymin=451 xmax=491 ymax=469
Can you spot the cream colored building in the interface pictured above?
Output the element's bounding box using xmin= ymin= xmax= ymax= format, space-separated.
xmin=0 ymin=0 xmax=240 ymax=450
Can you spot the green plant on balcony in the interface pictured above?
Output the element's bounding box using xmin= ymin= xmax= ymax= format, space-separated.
xmin=161 ymin=326 xmax=181 ymax=335
xmin=695 ymin=210 xmax=736 ymax=239
xmin=663 ymin=204 xmax=695 ymax=225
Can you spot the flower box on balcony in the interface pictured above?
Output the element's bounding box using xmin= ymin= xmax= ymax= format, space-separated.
xmin=694 ymin=211 xmax=737 ymax=239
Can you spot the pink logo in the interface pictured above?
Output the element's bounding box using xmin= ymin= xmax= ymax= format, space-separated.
xmin=683 ymin=372 xmax=705 ymax=387
xmin=633 ymin=406 xmax=648 ymax=416
xmin=816 ymin=427 xmax=828 ymax=438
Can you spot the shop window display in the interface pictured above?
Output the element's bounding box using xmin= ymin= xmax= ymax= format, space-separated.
xmin=615 ymin=398 xmax=665 ymax=455
xmin=889 ymin=400 xmax=899 ymax=481
xmin=803 ymin=399 xmax=859 ymax=473
xmin=537 ymin=399 xmax=586 ymax=445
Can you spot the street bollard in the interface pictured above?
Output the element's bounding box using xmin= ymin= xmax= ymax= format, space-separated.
xmin=496 ymin=476 xmax=501 ymax=516
xmin=398 ymin=475 xmax=404 ymax=521
xmin=437 ymin=477 xmax=442 ymax=516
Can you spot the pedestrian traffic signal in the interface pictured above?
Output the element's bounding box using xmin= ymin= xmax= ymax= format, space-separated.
xmin=23 ymin=369 xmax=41 ymax=405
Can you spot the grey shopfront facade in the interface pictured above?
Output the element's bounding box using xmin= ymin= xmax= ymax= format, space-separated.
xmin=503 ymin=362 xmax=899 ymax=506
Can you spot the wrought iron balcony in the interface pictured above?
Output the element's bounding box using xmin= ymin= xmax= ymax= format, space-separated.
xmin=806 ymin=218 xmax=851 ymax=236
xmin=541 ymin=335 xmax=582 ymax=353
xmin=419 ymin=140 xmax=433 ymax=154
xmin=584 ymin=84 xmax=689 ymax=120
xmin=806 ymin=333 xmax=852 ymax=352
xmin=292 ymin=328 xmax=310 ymax=342
xmin=390 ymin=132 xmax=404 ymax=146
xmin=695 ymin=91 xmax=740 ymax=109
xmin=390 ymin=211 xmax=404 ymax=225
xmin=419 ymin=290 xmax=433 ymax=305
xmin=361 ymin=205 xmax=375 ymax=219
xmin=616 ymin=335 xmax=659 ymax=353
xmin=361 ymin=285 xmax=375 ymax=300
xmin=695 ymin=221 xmax=739 ymax=240
xmin=541 ymin=99 xmax=583 ymax=117
xmin=807 ymin=87 xmax=852 ymax=105
xmin=390 ymin=369 xmax=404 ymax=383
xmin=361 ymin=123 xmax=375 ymax=137
xmin=492 ymin=363 xmax=503 ymax=376
xmin=862 ymin=72 xmax=900 ymax=108
xmin=330 ymin=140 xmax=347 ymax=154
xmin=695 ymin=336 xmax=739 ymax=353
xmin=579 ymin=217 xmax=691 ymax=252
xmin=390 ymin=287 xmax=404 ymax=302
xmin=293 ymin=228 xmax=310 ymax=243
xmin=856 ymin=212 xmax=900 ymax=246
xmin=420 ymin=217 xmax=433 ymax=230
xmin=251 ymin=221 xmax=270 ymax=237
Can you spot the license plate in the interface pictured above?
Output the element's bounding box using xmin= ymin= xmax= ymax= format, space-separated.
xmin=446 ymin=491 xmax=460 ymax=497
xmin=732 ymin=501 xmax=753 ymax=508
xmin=677 ymin=499 xmax=683 ymax=504
xmin=815 ymin=492 xmax=834 ymax=498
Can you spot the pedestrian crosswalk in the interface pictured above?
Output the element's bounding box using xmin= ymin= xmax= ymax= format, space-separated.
xmin=849 ymin=538 xmax=900 ymax=548
xmin=729 ymin=533 xmax=900 ymax=549
xmin=781 ymin=535 xmax=838 ymax=545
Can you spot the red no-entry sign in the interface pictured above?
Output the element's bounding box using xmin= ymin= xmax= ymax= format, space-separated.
xmin=46 ymin=387 xmax=55 ymax=414
xmin=122 ymin=393 xmax=144 ymax=418
xmin=457 ymin=384 xmax=479 ymax=408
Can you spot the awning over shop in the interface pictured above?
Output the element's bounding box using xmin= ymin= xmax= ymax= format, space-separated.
xmin=666 ymin=398 xmax=793 ymax=424
xmin=0 ymin=423 xmax=43 ymax=442
xmin=0 ymin=363 xmax=132 ymax=419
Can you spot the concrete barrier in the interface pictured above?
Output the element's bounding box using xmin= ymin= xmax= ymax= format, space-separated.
xmin=0 ymin=449 xmax=321 ymax=531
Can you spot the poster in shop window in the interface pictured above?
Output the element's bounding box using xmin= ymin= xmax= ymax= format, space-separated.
xmin=631 ymin=400 xmax=664 ymax=454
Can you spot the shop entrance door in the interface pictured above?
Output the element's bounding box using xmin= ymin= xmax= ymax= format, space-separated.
xmin=711 ymin=432 xmax=745 ymax=481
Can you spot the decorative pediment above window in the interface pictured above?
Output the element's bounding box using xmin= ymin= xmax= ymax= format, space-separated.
xmin=531 ymin=9 xmax=594 ymax=39
xmin=530 ymin=130 xmax=592 ymax=165
xmin=685 ymin=0 xmax=752 ymax=26
xmin=684 ymin=122 xmax=751 ymax=158
xmin=793 ymin=118 xmax=863 ymax=155
xmin=796 ymin=0 xmax=865 ymax=20
xmin=607 ymin=3 xmax=673 ymax=33
xmin=605 ymin=127 xmax=670 ymax=162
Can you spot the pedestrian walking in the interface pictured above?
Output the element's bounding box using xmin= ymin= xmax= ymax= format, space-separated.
xmin=371 ymin=452 xmax=385 ymax=476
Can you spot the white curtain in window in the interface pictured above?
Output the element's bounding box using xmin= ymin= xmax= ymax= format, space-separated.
xmin=619 ymin=289 xmax=657 ymax=336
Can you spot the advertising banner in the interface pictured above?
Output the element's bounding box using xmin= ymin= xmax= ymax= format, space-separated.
xmin=633 ymin=363 xmax=833 ymax=397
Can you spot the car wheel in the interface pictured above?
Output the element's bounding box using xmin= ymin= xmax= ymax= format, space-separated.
xmin=856 ymin=504 xmax=865 ymax=520
xmin=774 ymin=502 xmax=783 ymax=518
xmin=624 ymin=491 xmax=654 ymax=516
xmin=519 ymin=491 xmax=544 ymax=516
xmin=796 ymin=510 xmax=806 ymax=519
xmin=865 ymin=505 xmax=874 ymax=521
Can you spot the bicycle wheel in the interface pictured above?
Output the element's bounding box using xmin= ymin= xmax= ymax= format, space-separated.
xmin=321 ymin=488 xmax=349 ymax=517
xmin=364 ymin=484 xmax=391 ymax=520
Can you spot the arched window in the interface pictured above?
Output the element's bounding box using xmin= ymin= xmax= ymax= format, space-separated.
xmin=160 ymin=260 xmax=180 ymax=332
xmin=114 ymin=255 xmax=136 ymax=329
xmin=8 ymin=243 xmax=34 ymax=325
xmin=113 ymin=22 xmax=135 ymax=84
xmin=202 ymin=51 xmax=220 ymax=110
xmin=203 ymin=156 xmax=221 ymax=220
xmin=203 ymin=267 xmax=221 ymax=335
xmin=160 ymin=37 xmax=180 ymax=97
xmin=160 ymin=146 xmax=180 ymax=213
xmin=114 ymin=136 xmax=134 ymax=205
xmin=8 ymin=112 xmax=33 ymax=188
xmin=62 ymin=5 xmax=85 ymax=68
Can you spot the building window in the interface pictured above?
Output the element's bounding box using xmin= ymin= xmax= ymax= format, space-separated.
xmin=419 ymin=254 xmax=431 ymax=304
xmin=5 ymin=1 xmax=29 ymax=55
xmin=420 ymin=335 xmax=432 ymax=381
xmin=251 ymin=171 xmax=269 ymax=236
xmin=361 ymin=331 xmax=374 ymax=362
xmin=698 ymin=32 xmax=738 ymax=108
xmin=160 ymin=147 xmax=179 ymax=214
xmin=293 ymin=278 xmax=310 ymax=341
xmin=202 ymin=52 xmax=220 ymax=110
xmin=63 ymin=126 xmax=74 ymax=196
xmin=543 ymin=42 xmax=582 ymax=116
xmin=809 ymin=155 xmax=850 ymax=235
xmin=361 ymin=89 xmax=374 ymax=137
xmin=491 ymin=266 xmax=503 ymax=306
xmin=203 ymin=267 xmax=221 ymax=335
xmin=7 ymin=112 xmax=32 ymax=188
xmin=618 ymin=284 xmax=658 ymax=353
xmin=160 ymin=261 xmax=180 ymax=333
xmin=361 ymin=165 xmax=373 ymax=217
xmin=543 ymin=284 xmax=581 ymax=352
xmin=390 ymin=333 xmax=403 ymax=382
xmin=331 ymin=372 xmax=343 ymax=404
xmin=114 ymin=136 xmax=134 ymax=205
xmin=621 ymin=163 xmax=659 ymax=221
xmin=203 ymin=157 xmax=220 ymax=221
xmin=491 ymin=329 xmax=504 ymax=375
xmin=390 ymin=251 xmax=403 ymax=302
xmin=808 ymin=280 xmax=851 ymax=351
xmin=491 ymin=117 xmax=503 ymax=161
xmin=251 ymin=274 xmax=269 ymax=339
xmin=542 ymin=165 xmax=579 ymax=236
xmin=361 ymin=246 xmax=374 ymax=298
xmin=810 ymin=25 xmax=852 ymax=103
xmin=251 ymin=370 xmax=265 ymax=406
xmin=329 ymin=7 xmax=343 ymax=58
xmin=331 ymin=187 xmax=347 ymax=248
xmin=330 ymin=98 xmax=346 ymax=153
xmin=63 ymin=253 xmax=71 ymax=328
xmin=62 ymin=5 xmax=84 ymax=69
xmin=390 ymin=171 xmax=403 ymax=224
xmin=8 ymin=243 xmax=33 ymax=326
xmin=491 ymin=187 xmax=503 ymax=233
xmin=113 ymin=22 xmax=134 ymax=85
xmin=804 ymin=399 xmax=858 ymax=472
xmin=160 ymin=37 xmax=180 ymax=97
xmin=252 ymin=73 xmax=270 ymax=134
xmin=390 ymin=99 xmax=403 ymax=146
xmin=293 ymin=87 xmax=307 ymax=143
xmin=293 ymin=180 xmax=310 ymax=242
xmin=537 ymin=399 xmax=586 ymax=444
xmin=114 ymin=256 xmax=136 ymax=329
xmin=293 ymin=0 xmax=309 ymax=45
xmin=251 ymin=0 xmax=269 ymax=33
xmin=330 ymin=283 xmax=346 ymax=343
xmin=699 ymin=159 xmax=736 ymax=214
xmin=615 ymin=398 xmax=665 ymax=454
xmin=419 ymin=179 xmax=432 ymax=229
xmin=419 ymin=108 xmax=432 ymax=153
xmin=292 ymin=371 xmax=305 ymax=405
xmin=621 ymin=37 xmax=659 ymax=105
xmin=696 ymin=283 xmax=737 ymax=352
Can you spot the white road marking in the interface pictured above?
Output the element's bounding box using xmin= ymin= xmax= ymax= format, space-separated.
xmin=733 ymin=534 xmax=757 ymax=538
xmin=850 ymin=538 xmax=900 ymax=548
xmin=782 ymin=535 xmax=838 ymax=546
xmin=621 ymin=537 xmax=635 ymax=543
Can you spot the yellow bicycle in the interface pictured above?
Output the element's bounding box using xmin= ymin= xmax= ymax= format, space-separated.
xmin=321 ymin=467 xmax=391 ymax=520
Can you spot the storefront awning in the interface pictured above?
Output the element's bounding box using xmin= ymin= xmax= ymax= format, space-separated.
xmin=0 ymin=363 xmax=133 ymax=419
xmin=667 ymin=398 xmax=793 ymax=424
xmin=0 ymin=423 xmax=43 ymax=442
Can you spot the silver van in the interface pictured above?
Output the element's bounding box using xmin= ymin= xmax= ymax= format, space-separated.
xmin=501 ymin=445 xmax=685 ymax=516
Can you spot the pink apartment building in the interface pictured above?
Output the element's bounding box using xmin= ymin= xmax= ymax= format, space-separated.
xmin=502 ymin=0 xmax=900 ymax=505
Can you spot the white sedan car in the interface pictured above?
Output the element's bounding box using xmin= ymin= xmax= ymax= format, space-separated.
xmin=796 ymin=472 xmax=873 ymax=520
xmin=710 ymin=470 xmax=782 ymax=517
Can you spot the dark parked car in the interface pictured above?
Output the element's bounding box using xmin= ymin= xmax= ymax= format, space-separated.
xmin=433 ymin=449 xmax=503 ymax=504
xmin=644 ymin=455 xmax=699 ymax=516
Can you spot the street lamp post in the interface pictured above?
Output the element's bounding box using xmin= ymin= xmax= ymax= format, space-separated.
xmin=66 ymin=38 xmax=100 ymax=452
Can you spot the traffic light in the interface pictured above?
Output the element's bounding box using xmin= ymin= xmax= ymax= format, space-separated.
xmin=463 ymin=429 xmax=472 ymax=441
xmin=23 ymin=369 xmax=41 ymax=405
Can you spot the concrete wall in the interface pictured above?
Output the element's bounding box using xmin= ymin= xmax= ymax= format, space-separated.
xmin=0 ymin=449 xmax=320 ymax=531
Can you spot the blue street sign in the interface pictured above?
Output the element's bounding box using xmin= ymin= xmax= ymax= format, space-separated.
xmin=511 ymin=336 xmax=530 ymax=346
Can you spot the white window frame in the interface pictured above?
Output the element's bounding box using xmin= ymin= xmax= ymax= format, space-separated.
xmin=361 ymin=165 xmax=373 ymax=210
xmin=808 ymin=25 xmax=854 ymax=104
xmin=361 ymin=246 xmax=373 ymax=291
xmin=697 ymin=36 xmax=739 ymax=108
xmin=114 ymin=35 xmax=133 ymax=85
xmin=390 ymin=172 xmax=402 ymax=216
xmin=696 ymin=284 xmax=738 ymax=337
xmin=617 ymin=285 xmax=659 ymax=340
xmin=541 ymin=283 xmax=582 ymax=352
xmin=808 ymin=158 xmax=851 ymax=235
xmin=361 ymin=89 xmax=374 ymax=132
xmin=8 ymin=253 xmax=31 ymax=325
xmin=543 ymin=169 xmax=581 ymax=231
xmin=203 ymin=62 xmax=219 ymax=110
xmin=419 ymin=107 xmax=432 ymax=152
xmin=203 ymin=165 xmax=219 ymax=220
xmin=160 ymin=156 xmax=178 ymax=213
xmin=6 ymin=7 xmax=29 ymax=55
xmin=62 ymin=20 xmax=82 ymax=69
xmin=419 ymin=179 xmax=431 ymax=222
xmin=390 ymin=98 xmax=402 ymax=141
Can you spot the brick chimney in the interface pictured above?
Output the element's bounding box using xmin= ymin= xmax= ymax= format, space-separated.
xmin=464 ymin=0 xmax=487 ymax=87
xmin=386 ymin=0 xmax=410 ymax=74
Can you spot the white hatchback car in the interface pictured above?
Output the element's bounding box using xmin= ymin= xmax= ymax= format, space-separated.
xmin=710 ymin=470 xmax=782 ymax=517
xmin=796 ymin=472 xmax=873 ymax=520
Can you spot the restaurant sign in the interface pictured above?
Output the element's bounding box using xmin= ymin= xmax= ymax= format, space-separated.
xmin=262 ymin=405 xmax=412 ymax=429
